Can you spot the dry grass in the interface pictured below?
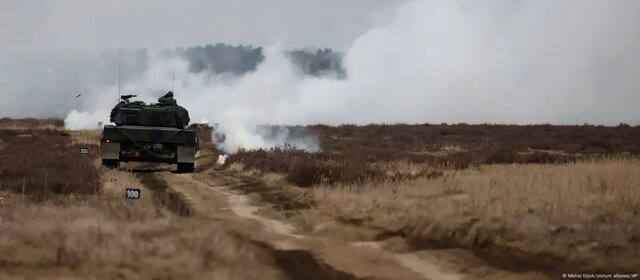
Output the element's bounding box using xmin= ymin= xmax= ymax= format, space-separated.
xmin=2 ymin=120 xmax=638 ymax=277
xmin=0 ymin=132 xmax=284 ymax=279
xmin=0 ymin=129 xmax=101 ymax=200
xmin=0 ymin=120 xmax=285 ymax=279
xmin=223 ymin=124 xmax=640 ymax=274
xmin=253 ymin=158 xmax=640 ymax=273
xmin=0 ymin=191 xmax=284 ymax=280
xmin=312 ymin=123 xmax=640 ymax=157
xmin=0 ymin=118 xmax=64 ymax=130
xmin=68 ymin=129 xmax=102 ymax=146
xmin=228 ymin=124 xmax=640 ymax=187
xmin=314 ymin=157 xmax=639 ymax=222
xmin=313 ymin=158 xmax=639 ymax=231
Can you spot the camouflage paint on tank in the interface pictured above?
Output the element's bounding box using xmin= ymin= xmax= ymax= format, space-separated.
xmin=102 ymin=125 xmax=197 ymax=144
xmin=110 ymin=100 xmax=190 ymax=128
xmin=100 ymin=94 xmax=199 ymax=169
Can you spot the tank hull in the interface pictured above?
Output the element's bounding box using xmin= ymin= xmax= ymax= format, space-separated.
xmin=100 ymin=125 xmax=198 ymax=171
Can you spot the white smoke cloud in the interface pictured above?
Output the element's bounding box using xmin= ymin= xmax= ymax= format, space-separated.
xmin=65 ymin=46 xmax=323 ymax=152
xmin=65 ymin=0 xmax=640 ymax=152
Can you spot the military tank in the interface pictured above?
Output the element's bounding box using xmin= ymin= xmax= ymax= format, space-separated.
xmin=100 ymin=92 xmax=198 ymax=173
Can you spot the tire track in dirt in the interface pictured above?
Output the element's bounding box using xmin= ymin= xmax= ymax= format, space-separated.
xmin=149 ymin=171 xmax=363 ymax=280
xmin=202 ymin=175 xmax=467 ymax=280
xmin=249 ymin=240 xmax=362 ymax=280
xmin=137 ymin=172 xmax=194 ymax=216
xmin=159 ymin=171 xmax=466 ymax=280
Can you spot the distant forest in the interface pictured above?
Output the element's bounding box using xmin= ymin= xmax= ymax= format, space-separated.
xmin=0 ymin=43 xmax=346 ymax=117
xmin=174 ymin=44 xmax=346 ymax=78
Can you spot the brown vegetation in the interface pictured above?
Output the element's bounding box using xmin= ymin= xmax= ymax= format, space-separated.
xmin=0 ymin=192 xmax=284 ymax=280
xmin=0 ymin=122 xmax=285 ymax=279
xmin=1 ymin=120 xmax=638 ymax=277
xmin=223 ymin=124 xmax=640 ymax=275
xmin=308 ymin=158 xmax=640 ymax=273
xmin=0 ymin=118 xmax=64 ymax=130
xmin=228 ymin=124 xmax=640 ymax=187
xmin=0 ymin=128 xmax=100 ymax=200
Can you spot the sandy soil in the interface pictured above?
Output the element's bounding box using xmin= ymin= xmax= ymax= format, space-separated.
xmin=146 ymin=155 xmax=559 ymax=280
xmin=157 ymin=170 xmax=464 ymax=280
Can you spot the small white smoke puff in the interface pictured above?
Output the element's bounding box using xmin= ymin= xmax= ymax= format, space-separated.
xmin=216 ymin=154 xmax=228 ymax=166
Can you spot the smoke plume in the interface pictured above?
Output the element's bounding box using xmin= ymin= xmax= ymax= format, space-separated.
xmin=13 ymin=0 xmax=640 ymax=152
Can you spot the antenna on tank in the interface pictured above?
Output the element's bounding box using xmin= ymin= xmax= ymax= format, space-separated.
xmin=172 ymin=56 xmax=176 ymax=92
xmin=118 ymin=57 xmax=122 ymax=102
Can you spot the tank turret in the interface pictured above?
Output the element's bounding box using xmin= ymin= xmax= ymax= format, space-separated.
xmin=109 ymin=94 xmax=190 ymax=128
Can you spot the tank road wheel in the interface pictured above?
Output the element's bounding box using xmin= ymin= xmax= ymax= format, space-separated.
xmin=177 ymin=163 xmax=194 ymax=173
xmin=102 ymin=160 xmax=119 ymax=169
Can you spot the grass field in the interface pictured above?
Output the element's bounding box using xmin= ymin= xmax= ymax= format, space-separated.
xmin=0 ymin=120 xmax=100 ymax=200
xmin=229 ymin=124 xmax=640 ymax=187
xmin=0 ymin=119 xmax=284 ymax=279
xmin=1 ymin=119 xmax=638 ymax=278
xmin=224 ymin=123 xmax=640 ymax=274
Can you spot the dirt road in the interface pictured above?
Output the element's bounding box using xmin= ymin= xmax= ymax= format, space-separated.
xmin=136 ymin=167 xmax=464 ymax=280
xmin=7 ymin=124 xmax=637 ymax=279
xmin=0 ymin=127 xmax=555 ymax=279
xmin=0 ymin=128 xmax=540 ymax=279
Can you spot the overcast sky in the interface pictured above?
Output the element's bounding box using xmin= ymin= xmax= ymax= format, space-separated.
xmin=2 ymin=0 xmax=639 ymax=127
xmin=1 ymin=0 xmax=404 ymax=55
